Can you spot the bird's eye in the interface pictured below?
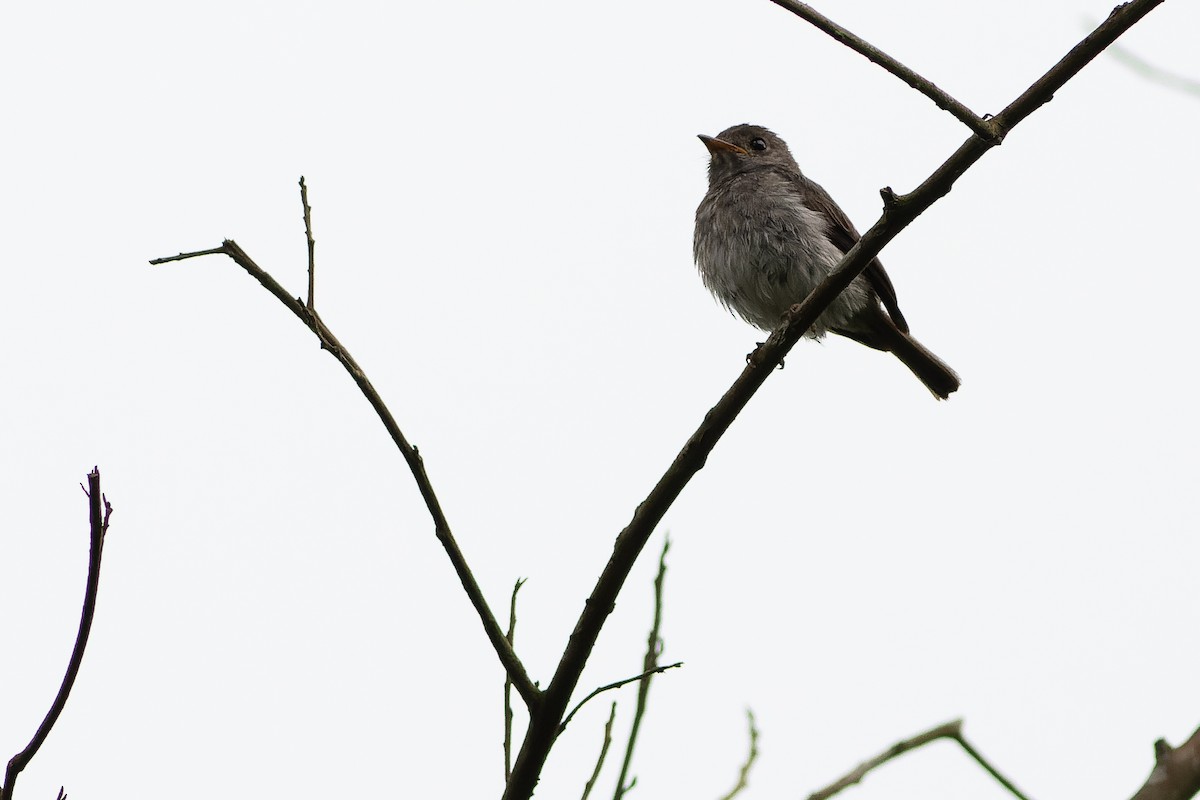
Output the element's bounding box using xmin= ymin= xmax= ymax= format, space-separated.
xmin=749 ymin=138 xmax=767 ymax=151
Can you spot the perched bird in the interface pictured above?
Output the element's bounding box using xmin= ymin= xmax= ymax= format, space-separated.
xmin=694 ymin=124 xmax=960 ymax=399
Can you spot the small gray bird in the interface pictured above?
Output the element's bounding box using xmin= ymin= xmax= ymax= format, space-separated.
xmin=694 ymin=124 xmax=960 ymax=399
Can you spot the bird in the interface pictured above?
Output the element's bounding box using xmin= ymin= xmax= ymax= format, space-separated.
xmin=694 ymin=123 xmax=960 ymax=399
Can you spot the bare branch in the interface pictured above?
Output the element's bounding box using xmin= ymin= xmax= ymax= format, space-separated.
xmin=581 ymin=704 xmax=618 ymax=800
xmin=807 ymin=720 xmax=1031 ymax=800
xmin=151 ymin=229 xmax=542 ymax=711
xmin=148 ymin=247 xmax=226 ymax=264
xmin=954 ymin=730 xmax=1033 ymax=800
xmin=717 ymin=710 xmax=760 ymax=800
xmin=808 ymin=720 xmax=962 ymax=800
xmin=505 ymin=578 xmax=527 ymax=783
xmin=611 ymin=536 xmax=671 ymax=800
xmin=767 ymin=0 xmax=994 ymax=139
xmin=560 ymin=662 xmax=682 ymax=736
xmin=2 ymin=469 xmax=112 ymax=800
xmin=501 ymin=3 xmax=1165 ymax=797
xmin=300 ymin=176 xmax=316 ymax=310
xmin=1129 ymin=727 xmax=1200 ymax=800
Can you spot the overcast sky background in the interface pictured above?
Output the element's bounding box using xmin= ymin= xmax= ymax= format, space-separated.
xmin=2 ymin=1 xmax=1197 ymax=798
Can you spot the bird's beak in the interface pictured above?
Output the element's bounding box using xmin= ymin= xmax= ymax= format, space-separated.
xmin=698 ymin=134 xmax=748 ymax=156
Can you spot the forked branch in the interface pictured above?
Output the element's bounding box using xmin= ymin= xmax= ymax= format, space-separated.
xmin=151 ymin=218 xmax=540 ymax=711
xmin=501 ymin=2 xmax=1165 ymax=798
xmin=806 ymin=719 xmax=1030 ymax=800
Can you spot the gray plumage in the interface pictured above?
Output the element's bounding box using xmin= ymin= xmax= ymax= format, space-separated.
xmin=694 ymin=124 xmax=960 ymax=399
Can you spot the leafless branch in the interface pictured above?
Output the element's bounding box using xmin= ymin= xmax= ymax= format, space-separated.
xmin=300 ymin=176 xmax=316 ymax=309
xmin=717 ymin=710 xmax=760 ymax=800
xmin=501 ymin=3 xmax=1165 ymax=798
xmin=2 ymin=469 xmax=112 ymax=800
xmin=767 ymin=0 xmax=994 ymax=139
xmin=150 ymin=201 xmax=541 ymax=711
xmin=1129 ymin=727 xmax=1200 ymax=800
xmin=954 ymin=729 xmax=1033 ymax=800
xmin=560 ymin=662 xmax=682 ymax=737
xmin=505 ymin=578 xmax=527 ymax=783
xmin=807 ymin=719 xmax=1030 ymax=800
xmin=612 ymin=536 xmax=671 ymax=800
xmin=581 ymin=704 xmax=618 ymax=800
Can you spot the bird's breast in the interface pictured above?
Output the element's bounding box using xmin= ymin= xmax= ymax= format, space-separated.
xmin=694 ymin=178 xmax=863 ymax=333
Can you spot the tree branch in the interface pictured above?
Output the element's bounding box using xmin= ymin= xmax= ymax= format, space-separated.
xmin=559 ymin=662 xmax=682 ymax=737
xmin=767 ymin=0 xmax=995 ymax=140
xmin=1129 ymin=727 xmax=1200 ymax=800
xmin=505 ymin=578 xmax=527 ymax=783
xmin=500 ymin=2 xmax=1165 ymax=797
xmin=151 ymin=228 xmax=541 ymax=711
xmin=2 ymin=469 xmax=112 ymax=800
xmin=954 ymin=730 xmax=1033 ymax=800
xmin=717 ymin=710 xmax=760 ymax=800
xmin=807 ymin=719 xmax=1031 ymax=800
xmin=300 ymin=175 xmax=316 ymax=310
xmin=580 ymin=704 xmax=618 ymax=800
xmin=808 ymin=720 xmax=961 ymax=800
xmin=612 ymin=536 xmax=671 ymax=800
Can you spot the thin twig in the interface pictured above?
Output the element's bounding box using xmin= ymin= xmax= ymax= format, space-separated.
xmin=767 ymin=0 xmax=995 ymax=140
xmin=560 ymin=662 xmax=682 ymax=736
xmin=151 ymin=235 xmax=542 ymax=711
xmin=505 ymin=578 xmax=527 ymax=783
xmin=2 ymin=469 xmax=112 ymax=800
xmin=581 ymin=704 xmax=618 ymax=800
xmin=501 ymin=3 xmax=1165 ymax=797
xmin=300 ymin=176 xmax=316 ymax=310
xmin=717 ymin=710 xmax=760 ymax=800
xmin=149 ymin=247 xmax=226 ymax=264
xmin=807 ymin=720 xmax=963 ymax=800
xmin=612 ymin=536 xmax=671 ymax=800
xmin=807 ymin=719 xmax=1032 ymax=800
xmin=953 ymin=731 xmax=1032 ymax=800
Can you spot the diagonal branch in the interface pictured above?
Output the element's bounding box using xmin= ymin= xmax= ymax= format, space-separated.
xmin=768 ymin=0 xmax=995 ymax=139
xmin=580 ymin=703 xmax=618 ymax=800
xmin=954 ymin=730 xmax=1033 ymax=800
xmin=807 ymin=719 xmax=1030 ymax=800
xmin=3 ymin=469 xmax=112 ymax=800
xmin=612 ymin=536 xmax=671 ymax=800
xmin=559 ymin=662 xmax=682 ymax=737
xmin=501 ymin=2 xmax=1165 ymax=797
xmin=151 ymin=237 xmax=541 ymax=710
xmin=505 ymin=578 xmax=527 ymax=783
xmin=1129 ymin=726 xmax=1200 ymax=800
xmin=717 ymin=710 xmax=760 ymax=800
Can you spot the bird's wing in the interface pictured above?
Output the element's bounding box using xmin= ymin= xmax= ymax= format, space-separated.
xmin=796 ymin=173 xmax=910 ymax=334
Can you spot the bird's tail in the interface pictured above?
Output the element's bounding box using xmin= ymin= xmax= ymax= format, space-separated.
xmin=887 ymin=328 xmax=961 ymax=400
xmin=838 ymin=313 xmax=961 ymax=400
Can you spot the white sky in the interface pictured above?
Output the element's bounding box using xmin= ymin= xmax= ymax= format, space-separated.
xmin=2 ymin=1 xmax=1197 ymax=798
